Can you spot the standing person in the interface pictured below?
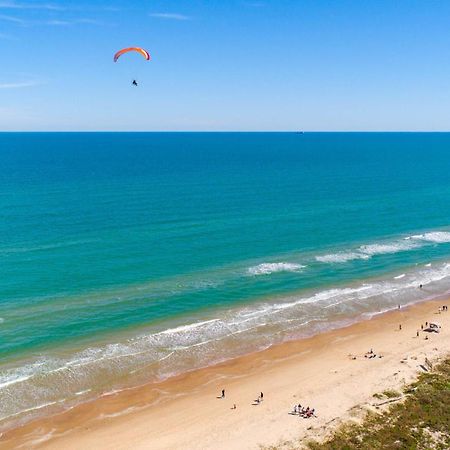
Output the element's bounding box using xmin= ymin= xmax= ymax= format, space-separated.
xmin=260 ymin=392 xmax=264 ymax=401
xmin=221 ymin=389 xmax=225 ymax=398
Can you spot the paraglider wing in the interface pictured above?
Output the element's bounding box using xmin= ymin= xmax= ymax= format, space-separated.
xmin=114 ymin=47 xmax=150 ymax=62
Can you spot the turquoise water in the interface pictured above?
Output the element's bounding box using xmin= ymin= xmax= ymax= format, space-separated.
xmin=1 ymin=132 xmax=450 ymax=428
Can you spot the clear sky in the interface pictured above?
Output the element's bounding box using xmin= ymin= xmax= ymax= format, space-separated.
xmin=1 ymin=0 xmax=450 ymax=131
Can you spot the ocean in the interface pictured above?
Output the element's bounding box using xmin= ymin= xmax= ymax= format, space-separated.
xmin=1 ymin=132 xmax=450 ymax=430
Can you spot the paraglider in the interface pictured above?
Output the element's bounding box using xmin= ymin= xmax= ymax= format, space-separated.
xmin=114 ymin=47 xmax=150 ymax=86
xmin=113 ymin=47 xmax=150 ymax=62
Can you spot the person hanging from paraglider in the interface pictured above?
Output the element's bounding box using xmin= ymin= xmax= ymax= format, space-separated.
xmin=113 ymin=47 xmax=150 ymax=86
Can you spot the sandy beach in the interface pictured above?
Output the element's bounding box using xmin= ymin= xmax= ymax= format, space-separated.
xmin=1 ymin=297 xmax=449 ymax=450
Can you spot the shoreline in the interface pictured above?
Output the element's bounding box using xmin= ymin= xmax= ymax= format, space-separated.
xmin=1 ymin=297 xmax=449 ymax=449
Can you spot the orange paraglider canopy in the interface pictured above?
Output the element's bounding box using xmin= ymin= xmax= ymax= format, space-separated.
xmin=114 ymin=47 xmax=150 ymax=62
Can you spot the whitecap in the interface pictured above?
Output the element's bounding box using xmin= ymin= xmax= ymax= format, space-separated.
xmin=75 ymin=389 xmax=91 ymax=396
xmin=315 ymin=252 xmax=369 ymax=263
xmin=247 ymin=262 xmax=305 ymax=276
xmin=159 ymin=319 xmax=220 ymax=335
xmin=394 ymin=274 xmax=406 ymax=279
xmin=359 ymin=240 xmax=420 ymax=256
xmin=410 ymin=231 xmax=450 ymax=244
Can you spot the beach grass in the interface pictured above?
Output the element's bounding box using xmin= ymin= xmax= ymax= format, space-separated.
xmin=305 ymin=357 xmax=450 ymax=450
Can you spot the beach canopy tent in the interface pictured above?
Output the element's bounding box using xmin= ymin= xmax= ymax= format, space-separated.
xmin=425 ymin=323 xmax=441 ymax=333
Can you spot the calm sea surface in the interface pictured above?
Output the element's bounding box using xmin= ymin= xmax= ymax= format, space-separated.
xmin=1 ymin=132 xmax=450 ymax=428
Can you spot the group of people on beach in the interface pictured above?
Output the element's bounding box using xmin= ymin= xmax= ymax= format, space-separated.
xmin=364 ymin=348 xmax=382 ymax=359
xmin=217 ymin=302 xmax=448 ymax=426
xmin=291 ymin=404 xmax=315 ymax=418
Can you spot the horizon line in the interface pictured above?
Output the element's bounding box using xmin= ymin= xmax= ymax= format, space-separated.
xmin=1 ymin=130 xmax=450 ymax=133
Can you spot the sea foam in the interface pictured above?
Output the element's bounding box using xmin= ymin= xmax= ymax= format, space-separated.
xmin=314 ymin=230 xmax=450 ymax=264
xmin=2 ymin=261 xmax=450 ymax=430
xmin=359 ymin=240 xmax=420 ymax=256
xmin=409 ymin=231 xmax=450 ymax=243
xmin=315 ymin=252 xmax=370 ymax=263
xmin=247 ymin=262 xmax=305 ymax=276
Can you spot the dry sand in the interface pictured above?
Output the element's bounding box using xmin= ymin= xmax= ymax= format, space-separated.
xmin=1 ymin=298 xmax=449 ymax=450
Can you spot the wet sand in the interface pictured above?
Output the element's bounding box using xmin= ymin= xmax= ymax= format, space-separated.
xmin=1 ymin=298 xmax=449 ymax=450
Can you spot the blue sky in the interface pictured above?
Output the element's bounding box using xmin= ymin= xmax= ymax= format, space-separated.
xmin=1 ymin=0 xmax=450 ymax=131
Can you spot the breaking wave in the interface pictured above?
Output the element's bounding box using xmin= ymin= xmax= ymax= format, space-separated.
xmin=409 ymin=231 xmax=450 ymax=244
xmin=315 ymin=252 xmax=370 ymax=263
xmin=2 ymin=261 xmax=450 ymax=429
xmin=316 ymin=229 xmax=450 ymax=264
xmin=247 ymin=262 xmax=305 ymax=276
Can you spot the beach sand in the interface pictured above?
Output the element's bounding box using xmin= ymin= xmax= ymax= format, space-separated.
xmin=1 ymin=298 xmax=449 ymax=450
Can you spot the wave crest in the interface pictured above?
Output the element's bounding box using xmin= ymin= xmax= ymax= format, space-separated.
xmin=247 ymin=262 xmax=305 ymax=276
xmin=315 ymin=252 xmax=370 ymax=263
xmin=409 ymin=231 xmax=450 ymax=243
xmin=316 ymin=229 xmax=450 ymax=264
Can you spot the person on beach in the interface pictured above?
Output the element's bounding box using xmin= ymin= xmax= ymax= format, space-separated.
xmin=221 ymin=389 xmax=225 ymax=398
xmin=399 ymin=324 xmax=402 ymax=330
xmin=260 ymin=392 xmax=264 ymax=401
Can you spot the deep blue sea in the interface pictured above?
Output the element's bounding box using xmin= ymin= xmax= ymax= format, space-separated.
xmin=1 ymin=132 xmax=450 ymax=428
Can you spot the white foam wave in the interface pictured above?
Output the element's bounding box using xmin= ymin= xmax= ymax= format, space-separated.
xmin=359 ymin=240 xmax=420 ymax=256
xmin=160 ymin=319 xmax=220 ymax=335
xmin=315 ymin=252 xmax=369 ymax=263
xmin=316 ymin=228 xmax=450 ymax=265
xmin=247 ymin=262 xmax=305 ymax=276
xmin=0 ymin=318 xmax=4 ymax=324
xmin=409 ymin=231 xmax=450 ymax=243
xmin=3 ymin=261 xmax=450 ymax=428
xmin=0 ymin=374 xmax=32 ymax=389
xmin=0 ymin=400 xmax=61 ymax=421
xmin=75 ymin=389 xmax=91 ymax=396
